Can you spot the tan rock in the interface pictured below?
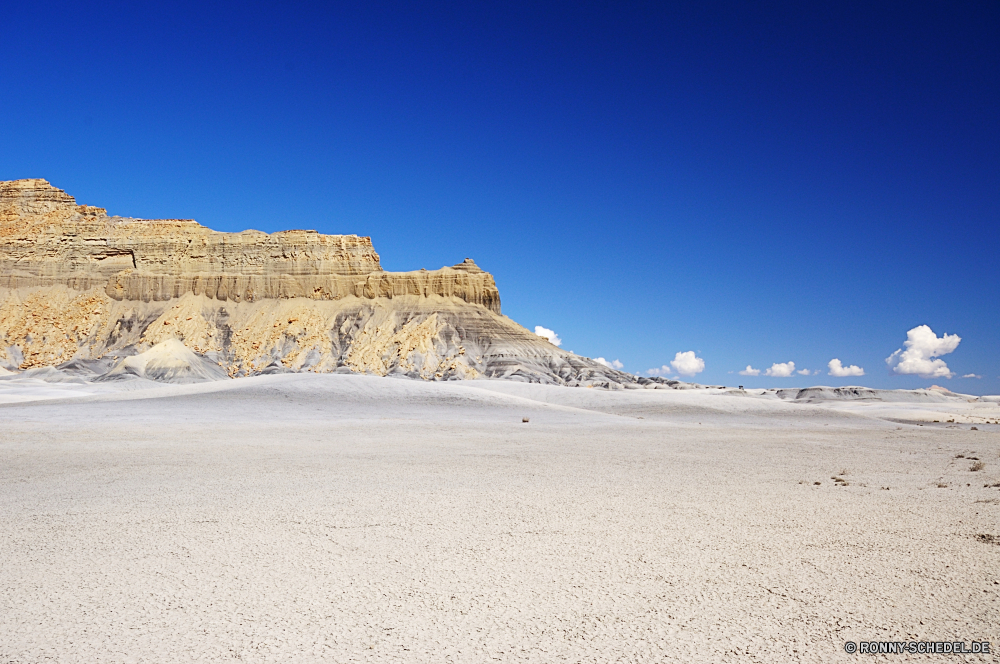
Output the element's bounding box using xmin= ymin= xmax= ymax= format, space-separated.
xmin=1 ymin=179 xmax=497 ymax=308
xmin=0 ymin=179 xmax=644 ymax=386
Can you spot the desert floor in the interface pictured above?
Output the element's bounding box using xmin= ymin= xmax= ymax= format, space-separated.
xmin=1 ymin=375 xmax=998 ymax=663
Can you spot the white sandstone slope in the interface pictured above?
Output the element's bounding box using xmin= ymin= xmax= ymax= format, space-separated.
xmin=99 ymin=339 xmax=229 ymax=383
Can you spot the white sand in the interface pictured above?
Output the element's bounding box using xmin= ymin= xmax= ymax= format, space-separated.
xmin=1 ymin=374 xmax=998 ymax=662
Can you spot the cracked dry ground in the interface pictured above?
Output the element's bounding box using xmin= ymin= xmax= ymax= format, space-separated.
xmin=0 ymin=376 xmax=997 ymax=663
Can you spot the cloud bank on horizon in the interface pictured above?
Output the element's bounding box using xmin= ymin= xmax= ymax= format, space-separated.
xmin=560 ymin=324 xmax=973 ymax=386
xmin=730 ymin=325 xmax=966 ymax=384
xmin=886 ymin=325 xmax=961 ymax=379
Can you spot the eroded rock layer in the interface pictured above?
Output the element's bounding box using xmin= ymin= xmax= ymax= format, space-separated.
xmin=0 ymin=179 xmax=648 ymax=386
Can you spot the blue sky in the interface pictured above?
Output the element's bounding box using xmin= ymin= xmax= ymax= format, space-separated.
xmin=2 ymin=2 xmax=997 ymax=392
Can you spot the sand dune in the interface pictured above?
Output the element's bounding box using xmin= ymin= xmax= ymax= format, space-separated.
xmin=0 ymin=375 xmax=998 ymax=662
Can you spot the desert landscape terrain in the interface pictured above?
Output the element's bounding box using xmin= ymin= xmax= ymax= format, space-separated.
xmin=1 ymin=374 xmax=997 ymax=662
xmin=2 ymin=179 xmax=997 ymax=661
xmin=4 ymin=0 xmax=995 ymax=658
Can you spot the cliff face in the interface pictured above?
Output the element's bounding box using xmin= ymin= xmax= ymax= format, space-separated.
xmin=0 ymin=179 xmax=498 ymax=309
xmin=0 ymin=179 xmax=649 ymax=387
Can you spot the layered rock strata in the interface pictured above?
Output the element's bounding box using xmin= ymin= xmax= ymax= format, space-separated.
xmin=0 ymin=179 xmax=654 ymax=386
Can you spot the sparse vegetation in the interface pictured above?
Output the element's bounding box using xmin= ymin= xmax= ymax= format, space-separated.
xmin=975 ymin=534 xmax=998 ymax=545
xmin=935 ymin=481 xmax=948 ymax=488
xmin=970 ymin=461 xmax=985 ymax=472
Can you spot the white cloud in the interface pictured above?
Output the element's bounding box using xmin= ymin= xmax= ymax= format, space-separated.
xmin=647 ymin=366 xmax=681 ymax=379
xmin=670 ymin=351 xmax=705 ymax=377
xmin=962 ymin=373 xmax=982 ymax=379
xmin=594 ymin=357 xmax=624 ymax=370
xmin=828 ymin=359 xmax=865 ymax=377
xmin=797 ymin=368 xmax=814 ymax=376
xmin=765 ymin=361 xmax=796 ymax=378
xmin=886 ymin=325 xmax=960 ymax=378
xmin=738 ymin=365 xmax=760 ymax=376
xmin=534 ymin=326 xmax=561 ymax=347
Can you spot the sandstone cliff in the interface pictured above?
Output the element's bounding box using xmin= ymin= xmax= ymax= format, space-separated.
xmin=0 ymin=179 xmax=660 ymax=387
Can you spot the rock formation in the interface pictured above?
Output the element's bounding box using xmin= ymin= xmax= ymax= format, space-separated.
xmin=0 ymin=179 xmax=666 ymax=387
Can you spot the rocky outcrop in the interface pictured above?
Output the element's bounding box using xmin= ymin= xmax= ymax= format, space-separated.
xmin=775 ymin=386 xmax=973 ymax=403
xmin=0 ymin=179 xmax=497 ymax=309
xmin=0 ymin=179 xmax=655 ymax=387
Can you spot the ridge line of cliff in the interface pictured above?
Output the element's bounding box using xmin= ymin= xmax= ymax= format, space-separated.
xmin=0 ymin=179 xmax=500 ymax=313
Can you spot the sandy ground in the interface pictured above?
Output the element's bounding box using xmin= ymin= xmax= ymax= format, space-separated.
xmin=1 ymin=374 xmax=998 ymax=663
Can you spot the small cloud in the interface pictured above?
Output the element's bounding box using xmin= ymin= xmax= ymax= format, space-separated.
xmin=797 ymin=369 xmax=814 ymax=376
xmin=738 ymin=365 xmax=760 ymax=376
xmin=534 ymin=326 xmax=561 ymax=347
xmin=962 ymin=373 xmax=982 ymax=379
xmin=670 ymin=351 xmax=705 ymax=377
xmin=828 ymin=359 xmax=865 ymax=377
xmin=886 ymin=325 xmax=960 ymax=378
xmin=765 ymin=361 xmax=796 ymax=378
xmin=647 ymin=365 xmax=669 ymax=377
xmin=594 ymin=357 xmax=624 ymax=370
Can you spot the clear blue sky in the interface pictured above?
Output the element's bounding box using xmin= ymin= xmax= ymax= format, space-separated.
xmin=2 ymin=2 xmax=997 ymax=392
